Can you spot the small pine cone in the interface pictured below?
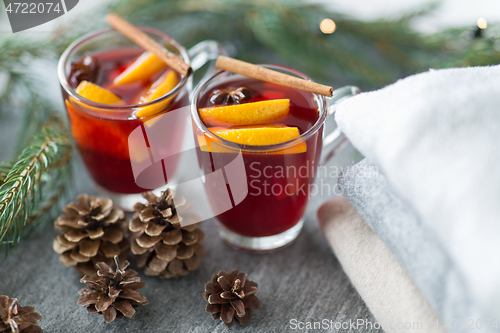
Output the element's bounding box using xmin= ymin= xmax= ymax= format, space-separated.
xmin=77 ymin=256 xmax=148 ymax=323
xmin=128 ymin=189 xmax=205 ymax=279
xmin=0 ymin=295 xmax=43 ymax=332
xmin=203 ymin=270 xmax=261 ymax=328
xmin=53 ymin=194 xmax=130 ymax=276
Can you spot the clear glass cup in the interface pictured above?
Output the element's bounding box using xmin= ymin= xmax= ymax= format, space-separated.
xmin=191 ymin=65 xmax=360 ymax=251
xmin=58 ymin=27 xmax=223 ymax=210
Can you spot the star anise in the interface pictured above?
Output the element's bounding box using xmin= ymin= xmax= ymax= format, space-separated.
xmin=69 ymin=54 xmax=98 ymax=87
xmin=209 ymin=87 xmax=256 ymax=106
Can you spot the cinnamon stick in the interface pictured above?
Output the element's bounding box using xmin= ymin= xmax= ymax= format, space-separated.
xmin=215 ymin=56 xmax=333 ymax=97
xmin=106 ymin=13 xmax=192 ymax=77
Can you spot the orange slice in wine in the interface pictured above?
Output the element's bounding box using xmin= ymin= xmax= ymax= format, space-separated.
xmin=198 ymin=124 xmax=307 ymax=154
xmin=113 ymin=51 xmax=167 ymax=85
xmin=210 ymin=124 xmax=299 ymax=145
xmin=199 ymin=99 xmax=289 ymax=126
xmin=135 ymin=70 xmax=179 ymax=118
xmin=75 ymin=80 xmax=123 ymax=105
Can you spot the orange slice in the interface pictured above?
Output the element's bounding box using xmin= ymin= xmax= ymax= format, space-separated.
xmin=198 ymin=124 xmax=307 ymax=154
xmin=75 ymin=81 xmax=123 ymax=105
xmin=210 ymin=124 xmax=299 ymax=145
xmin=135 ymin=70 xmax=179 ymax=118
xmin=113 ymin=51 xmax=167 ymax=85
xmin=199 ymin=99 xmax=289 ymax=126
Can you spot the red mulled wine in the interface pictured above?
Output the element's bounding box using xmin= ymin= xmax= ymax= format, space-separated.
xmin=63 ymin=48 xmax=187 ymax=194
xmin=196 ymin=76 xmax=321 ymax=237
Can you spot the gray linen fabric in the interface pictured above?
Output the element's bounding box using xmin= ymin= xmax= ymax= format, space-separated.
xmin=338 ymin=158 xmax=486 ymax=333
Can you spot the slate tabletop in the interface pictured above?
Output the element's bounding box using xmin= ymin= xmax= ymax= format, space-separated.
xmin=0 ymin=102 xmax=382 ymax=333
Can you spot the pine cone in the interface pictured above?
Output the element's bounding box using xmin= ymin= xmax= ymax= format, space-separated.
xmin=0 ymin=295 xmax=43 ymax=333
xmin=77 ymin=256 xmax=148 ymax=323
xmin=203 ymin=270 xmax=261 ymax=328
xmin=129 ymin=189 xmax=205 ymax=278
xmin=53 ymin=194 xmax=130 ymax=276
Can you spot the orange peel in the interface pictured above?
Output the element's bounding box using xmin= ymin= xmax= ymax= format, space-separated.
xmin=113 ymin=51 xmax=167 ymax=85
xmin=135 ymin=70 xmax=179 ymax=119
xmin=198 ymin=124 xmax=307 ymax=154
xmin=75 ymin=80 xmax=123 ymax=105
xmin=199 ymin=99 xmax=289 ymax=126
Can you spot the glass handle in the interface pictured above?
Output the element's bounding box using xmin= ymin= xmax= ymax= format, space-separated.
xmin=320 ymin=85 xmax=361 ymax=166
xmin=187 ymin=40 xmax=228 ymax=89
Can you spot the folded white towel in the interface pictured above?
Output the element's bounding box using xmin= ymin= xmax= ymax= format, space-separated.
xmin=335 ymin=65 xmax=500 ymax=318
xmin=318 ymin=196 xmax=447 ymax=333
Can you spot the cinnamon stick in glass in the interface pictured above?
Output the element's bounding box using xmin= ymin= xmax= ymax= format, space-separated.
xmin=106 ymin=13 xmax=192 ymax=77
xmin=215 ymin=56 xmax=333 ymax=97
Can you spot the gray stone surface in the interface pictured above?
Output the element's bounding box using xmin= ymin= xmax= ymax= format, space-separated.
xmin=0 ymin=110 xmax=381 ymax=332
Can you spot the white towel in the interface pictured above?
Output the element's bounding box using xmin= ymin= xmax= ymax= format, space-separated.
xmin=335 ymin=65 xmax=500 ymax=318
xmin=318 ymin=196 xmax=447 ymax=333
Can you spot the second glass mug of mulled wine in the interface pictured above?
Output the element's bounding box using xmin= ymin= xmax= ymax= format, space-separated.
xmin=191 ymin=65 xmax=360 ymax=251
xmin=58 ymin=27 xmax=225 ymax=209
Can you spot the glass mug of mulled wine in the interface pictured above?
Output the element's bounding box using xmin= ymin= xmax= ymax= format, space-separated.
xmin=191 ymin=65 xmax=360 ymax=251
xmin=58 ymin=27 xmax=225 ymax=209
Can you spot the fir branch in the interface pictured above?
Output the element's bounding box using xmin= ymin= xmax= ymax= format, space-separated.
xmin=0 ymin=163 xmax=12 ymax=184
xmin=425 ymin=24 xmax=500 ymax=68
xmin=80 ymin=0 xmax=480 ymax=89
xmin=24 ymin=183 xmax=67 ymax=228
xmin=0 ymin=117 xmax=72 ymax=249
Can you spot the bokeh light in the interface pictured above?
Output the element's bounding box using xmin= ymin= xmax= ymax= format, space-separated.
xmin=477 ymin=17 xmax=488 ymax=29
xmin=320 ymin=19 xmax=336 ymax=34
